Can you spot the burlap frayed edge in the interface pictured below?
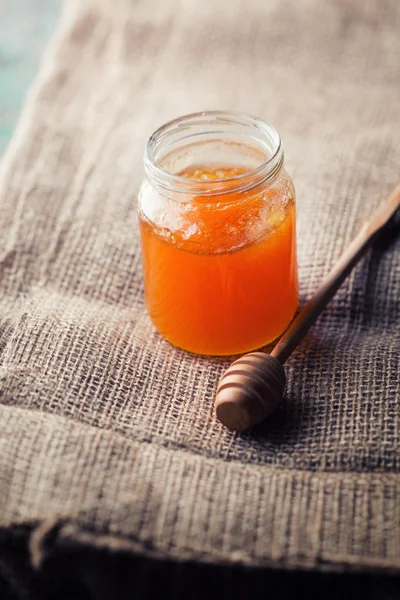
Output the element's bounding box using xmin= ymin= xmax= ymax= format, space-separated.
xmin=0 ymin=520 xmax=397 ymax=575
xmin=1 ymin=407 xmax=400 ymax=573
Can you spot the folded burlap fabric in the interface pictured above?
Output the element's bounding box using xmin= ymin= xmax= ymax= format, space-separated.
xmin=0 ymin=0 xmax=399 ymax=582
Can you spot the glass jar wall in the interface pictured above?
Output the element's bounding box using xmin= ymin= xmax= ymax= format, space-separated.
xmin=138 ymin=111 xmax=298 ymax=356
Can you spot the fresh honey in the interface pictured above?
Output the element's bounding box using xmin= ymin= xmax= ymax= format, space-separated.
xmin=139 ymin=165 xmax=298 ymax=355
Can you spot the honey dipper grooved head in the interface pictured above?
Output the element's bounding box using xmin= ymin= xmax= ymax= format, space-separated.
xmin=215 ymin=352 xmax=286 ymax=431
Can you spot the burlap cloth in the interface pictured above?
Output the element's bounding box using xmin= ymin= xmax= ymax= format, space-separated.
xmin=0 ymin=0 xmax=399 ymax=584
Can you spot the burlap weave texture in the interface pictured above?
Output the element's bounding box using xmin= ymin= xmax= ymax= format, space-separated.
xmin=0 ymin=0 xmax=399 ymax=572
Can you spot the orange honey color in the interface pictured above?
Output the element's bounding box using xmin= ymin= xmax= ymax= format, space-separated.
xmin=139 ymin=166 xmax=298 ymax=355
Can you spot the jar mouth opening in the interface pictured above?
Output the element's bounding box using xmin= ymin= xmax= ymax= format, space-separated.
xmin=144 ymin=111 xmax=283 ymax=196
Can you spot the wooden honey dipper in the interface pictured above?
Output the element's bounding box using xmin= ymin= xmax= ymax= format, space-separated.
xmin=215 ymin=183 xmax=400 ymax=431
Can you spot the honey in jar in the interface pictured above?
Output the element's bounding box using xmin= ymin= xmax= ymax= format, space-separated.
xmin=138 ymin=111 xmax=298 ymax=356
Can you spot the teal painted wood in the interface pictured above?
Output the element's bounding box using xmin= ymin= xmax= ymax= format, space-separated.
xmin=0 ymin=0 xmax=60 ymax=157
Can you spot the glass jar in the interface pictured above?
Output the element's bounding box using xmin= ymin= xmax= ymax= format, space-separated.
xmin=138 ymin=111 xmax=298 ymax=356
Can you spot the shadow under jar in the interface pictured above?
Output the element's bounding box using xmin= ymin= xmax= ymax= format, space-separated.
xmin=138 ymin=111 xmax=298 ymax=356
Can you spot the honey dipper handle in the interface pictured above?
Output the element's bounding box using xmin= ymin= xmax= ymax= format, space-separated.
xmin=271 ymin=183 xmax=400 ymax=365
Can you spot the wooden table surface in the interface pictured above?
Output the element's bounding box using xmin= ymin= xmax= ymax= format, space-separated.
xmin=0 ymin=0 xmax=59 ymax=156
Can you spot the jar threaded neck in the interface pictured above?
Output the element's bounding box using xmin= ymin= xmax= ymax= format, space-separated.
xmin=144 ymin=111 xmax=284 ymax=197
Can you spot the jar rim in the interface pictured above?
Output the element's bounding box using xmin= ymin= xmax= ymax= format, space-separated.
xmin=144 ymin=110 xmax=283 ymax=196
